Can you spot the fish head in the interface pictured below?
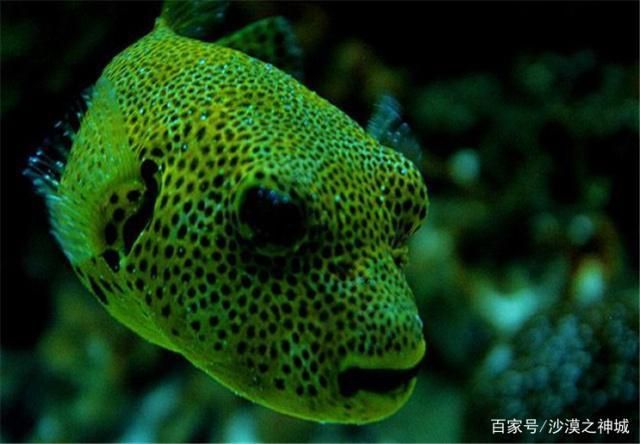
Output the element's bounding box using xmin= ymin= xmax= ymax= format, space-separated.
xmin=145 ymin=57 xmax=431 ymax=420
xmin=218 ymin=134 xmax=429 ymax=423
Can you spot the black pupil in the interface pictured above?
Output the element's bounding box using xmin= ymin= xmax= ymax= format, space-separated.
xmin=240 ymin=186 xmax=305 ymax=247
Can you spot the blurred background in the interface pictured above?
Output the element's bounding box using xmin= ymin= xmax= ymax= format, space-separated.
xmin=1 ymin=1 xmax=638 ymax=442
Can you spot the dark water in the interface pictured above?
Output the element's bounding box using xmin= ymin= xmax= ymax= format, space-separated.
xmin=2 ymin=2 xmax=638 ymax=442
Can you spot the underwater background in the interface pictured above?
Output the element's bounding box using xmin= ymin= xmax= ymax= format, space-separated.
xmin=1 ymin=1 xmax=638 ymax=442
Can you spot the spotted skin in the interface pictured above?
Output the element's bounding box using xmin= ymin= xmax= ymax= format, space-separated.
xmin=41 ymin=18 xmax=428 ymax=424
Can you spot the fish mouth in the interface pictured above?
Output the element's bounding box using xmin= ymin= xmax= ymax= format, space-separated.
xmin=337 ymin=359 xmax=423 ymax=397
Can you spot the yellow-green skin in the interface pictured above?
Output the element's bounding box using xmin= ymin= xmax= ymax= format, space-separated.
xmin=55 ymin=20 xmax=428 ymax=423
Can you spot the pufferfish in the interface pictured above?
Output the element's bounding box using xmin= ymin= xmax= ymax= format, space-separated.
xmin=26 ymin=0 xmax=429 ymax=424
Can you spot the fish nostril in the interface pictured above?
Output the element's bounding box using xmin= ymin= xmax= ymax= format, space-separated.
xmin=327 ymin=258 xmax=354 ymax=277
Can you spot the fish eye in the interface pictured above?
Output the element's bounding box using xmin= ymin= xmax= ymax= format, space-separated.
xmin=239 ymin=186 xmax=307 ymax=252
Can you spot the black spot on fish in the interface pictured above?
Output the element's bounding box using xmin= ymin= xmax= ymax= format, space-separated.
xmin=103 ymin=249 xmax=120 ymax=272
xmin=104 ymin=222 xmax=117 ymax=245
xmin=89 ymin=277 xmax=108 ymax=305
xmin=123 ymin=160 xmax=159 ymax=254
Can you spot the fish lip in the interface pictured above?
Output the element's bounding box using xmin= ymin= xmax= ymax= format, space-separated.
xmin=337 ymin=357 xmax=424 ymax=398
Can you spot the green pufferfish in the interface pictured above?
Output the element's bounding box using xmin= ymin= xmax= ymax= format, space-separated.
xmin=27 ymin=0 xmax=429 ymax=424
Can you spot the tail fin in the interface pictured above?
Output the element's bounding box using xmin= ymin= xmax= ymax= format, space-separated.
xmin=160 ymin=0 xmax=228 ymax=39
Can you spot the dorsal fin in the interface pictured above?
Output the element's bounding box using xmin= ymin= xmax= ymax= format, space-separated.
xmin=216 ymin=16 xmax=303 ymax=79
xmin=160 ymin=0 xmax=228 ymax=39
xmin=367 ymin=94 xmax=423 ymax=171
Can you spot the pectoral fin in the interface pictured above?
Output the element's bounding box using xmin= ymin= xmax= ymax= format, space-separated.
xmin=367 ymin=95 xmax=423 ymax=171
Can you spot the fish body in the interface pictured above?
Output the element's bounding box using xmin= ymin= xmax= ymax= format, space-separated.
xmin=27 ymin=2 xmax=428 ymax=424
